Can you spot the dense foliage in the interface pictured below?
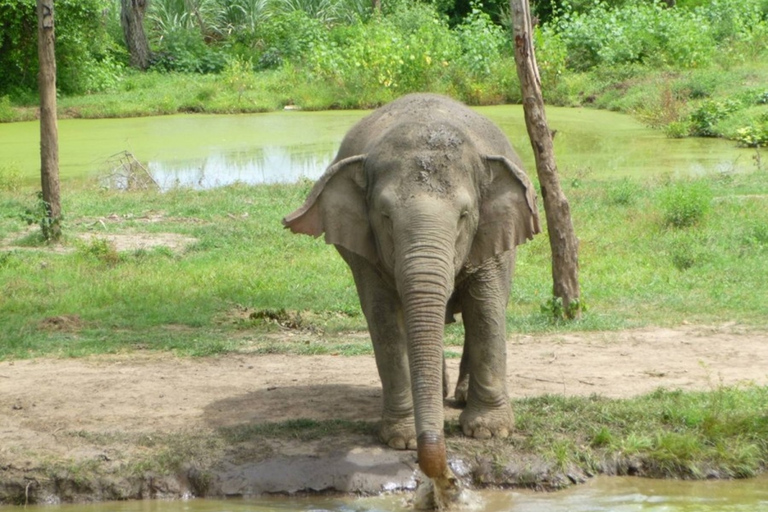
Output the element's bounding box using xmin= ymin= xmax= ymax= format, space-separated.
xmin=0 ymin=0 xmax=767 ymax=144
xmin=0 ymin=0 xmax=124 ymax=95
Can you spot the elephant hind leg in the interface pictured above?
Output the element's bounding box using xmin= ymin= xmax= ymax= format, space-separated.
xmin=453 ymin=350 xmax=469 ymax=406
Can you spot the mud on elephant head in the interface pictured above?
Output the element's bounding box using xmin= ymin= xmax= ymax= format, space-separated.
xmin=284 ymin=93 xmax=540 ymax=500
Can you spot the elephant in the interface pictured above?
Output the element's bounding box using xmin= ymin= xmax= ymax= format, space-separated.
xmin=283 ymin=93 xmax=540 ymax=495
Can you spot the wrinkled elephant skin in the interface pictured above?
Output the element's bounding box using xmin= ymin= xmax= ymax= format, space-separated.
xmin=283 ymin=93 xmax=540 ymax=492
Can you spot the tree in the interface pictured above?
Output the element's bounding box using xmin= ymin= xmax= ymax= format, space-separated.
xmin=510 ymin=0 xmax=582 ymax=318
xmin=37 ymin=0 xmax=61 ymax=242
xmin=121 ymin=0 xmax=151 ymax=70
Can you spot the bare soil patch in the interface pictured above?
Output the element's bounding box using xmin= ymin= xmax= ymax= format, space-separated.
xmin=1 ymin=324 xmax=767 ymax=504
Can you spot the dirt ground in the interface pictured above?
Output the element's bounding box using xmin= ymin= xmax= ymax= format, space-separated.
xmin=2 ymin=323 xmax=768 ymax=504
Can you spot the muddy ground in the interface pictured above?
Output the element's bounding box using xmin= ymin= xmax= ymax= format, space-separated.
xmin=2 ymin=324 xmax=768 ymax=505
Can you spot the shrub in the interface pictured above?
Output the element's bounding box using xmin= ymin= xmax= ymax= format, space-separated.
xmin=77 ymin=238 xmax=122 ymax=266
xmin=658 ymin=180 xmax=713 ymax=228
xmin=150 ymin=27 xmax=226 ymax=73
xmin=549 ymin=0 xmax=768 ymax=71
xmin=734 ymin=124 xmax=768 ymax=148
xmin=688 ymin=99 xmax=741 ymax=137
xmin=305 ymin=4 xmax=458 ymax=94
xmin=455 ymin=2 xmax=509 ymax=77
xmin=252 ymin=10 xmax=330 ymax=70
xmin=665 ymin=120 xmax=691 ymax=139
xmin=0 ymin=0 xmax=124 ymax=95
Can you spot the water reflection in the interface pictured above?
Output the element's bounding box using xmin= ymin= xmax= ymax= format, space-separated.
xmin=149 ymin=144 xmax=336 ymax=190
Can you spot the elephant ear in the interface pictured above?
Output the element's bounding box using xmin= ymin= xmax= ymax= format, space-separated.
xmin=283 ymin=155 xmax=377 ymax=262
xmin=469 ymin=155 xmax=541 ymax=266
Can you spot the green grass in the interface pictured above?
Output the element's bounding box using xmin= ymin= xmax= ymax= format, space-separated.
xmin=551 ymin=62 xmax=768 ymax=147
xmin=211 ymin=385 xmax=768 ymax=482
xmin=1 ymin=160 xmax=767 ymax=360
xmin=507 ymin=385 xmax=768 ymax=479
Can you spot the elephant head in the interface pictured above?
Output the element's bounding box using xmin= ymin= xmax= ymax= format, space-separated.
xmin=283 ymin=94 xmax=539 ymax=488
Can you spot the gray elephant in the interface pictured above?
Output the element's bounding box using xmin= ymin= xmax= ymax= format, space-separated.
xmin=283 ymin=93 xmax=540 ymax=489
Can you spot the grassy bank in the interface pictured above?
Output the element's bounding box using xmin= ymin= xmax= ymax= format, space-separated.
xmin=2 ymin=62 xmax=767 ymax=149
xmin=1 ymin=157 xmax=767 ymax=360
xmin=1 ymin=1 xmax=766 ymax=147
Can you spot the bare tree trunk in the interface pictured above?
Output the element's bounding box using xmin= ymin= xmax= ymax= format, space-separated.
xmin=37 ymin=0 xmax=61 ymax=242
xmin=372 ymin=0 xmax=381 ymax=12
xmin=510 ymin=0 xmax=581 ymax=318
xmin=120 ymin=0 xmax=151 ymax=70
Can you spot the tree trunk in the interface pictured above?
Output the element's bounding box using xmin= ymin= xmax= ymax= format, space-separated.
xmin=37 ymin=0 xmax=61 ymax=242
xmin=120 ymin=0 xmax=151 ymax=70
xmin=509 ymin=0 xmax=581 ymax=318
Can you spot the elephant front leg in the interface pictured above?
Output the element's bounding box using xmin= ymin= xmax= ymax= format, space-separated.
xmin=457 ymin=252 xmax=515 ymax=439
xmin=339 ymin=249 xmax=416 ymax=450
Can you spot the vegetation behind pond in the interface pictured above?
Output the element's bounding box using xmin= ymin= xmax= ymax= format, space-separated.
xmin=1 ymin=0 xmax=767 ymax=146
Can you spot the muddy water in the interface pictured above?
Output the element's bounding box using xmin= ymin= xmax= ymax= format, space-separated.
xmin=10 ymin=476 xmax=768 ymax=511
xmin=0 ymin=106 xmax=753 ymax=188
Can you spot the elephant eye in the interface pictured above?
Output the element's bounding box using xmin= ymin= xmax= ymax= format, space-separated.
xmin=459 ymin=210 xmax=469 ymax=219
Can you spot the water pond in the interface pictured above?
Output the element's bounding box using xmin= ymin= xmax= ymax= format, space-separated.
xmin=0 ymin=106 xmax=755 ymax=189
xmin=9 ymin=476 xmax=768 ymax=512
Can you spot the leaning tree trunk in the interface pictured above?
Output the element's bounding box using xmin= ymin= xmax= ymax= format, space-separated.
xmin=120 ymin=0 xmax=151 ymax=70
xmin=37 ymin=0 xmax=61 ymax=242
xmin=510 ymin=0 xmax=581 ymax=318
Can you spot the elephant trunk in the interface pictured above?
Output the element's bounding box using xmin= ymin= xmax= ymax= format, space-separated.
xmin=396 ymin=233 xmax=455 ymax=481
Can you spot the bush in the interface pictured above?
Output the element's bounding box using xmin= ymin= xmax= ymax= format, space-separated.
xmin=688 ymin=99 xmax=741 ymax=137
xmin=150 ymin=27 xmax=226 ymax=73
xmin=658 ymin=180 xmax=713 ymax=228
xmin=305 ymin=4 xmax=458 ymax=94
xmin=455 ymin=2 xmax=509 ymax=77
xmin=549 ymin=0 xmax=768 ymax=72
xmin=734 ymin=124 xmax=768 ymax=148
xmin=0 ymin=0 xmax=123 ymax=95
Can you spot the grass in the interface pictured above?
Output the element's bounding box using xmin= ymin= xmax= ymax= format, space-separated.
xmin=506 ymin=385 xmax=768 ymax=479
xmin=1 ymin=160 xmax=768 ymax=359
xmin=548 ymin=62 xmax=768 ymax=147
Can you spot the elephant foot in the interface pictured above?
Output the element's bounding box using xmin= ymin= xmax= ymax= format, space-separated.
xmin=380 ymin=416 xmax=417 ymax=450
xmin=459 ymin=403 xmax=514 ymax=440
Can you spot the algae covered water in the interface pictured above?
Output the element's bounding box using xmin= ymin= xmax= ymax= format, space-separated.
xmin=8 ymin=476 xmax=768 ymax=512
xmin=0 ymin=107 xmax=754 ymax=188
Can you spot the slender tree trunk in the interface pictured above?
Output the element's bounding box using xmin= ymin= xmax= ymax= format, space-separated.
xmin=120 ymin=0 xmax=151 ymax=70
xmin=37 ymin=0 xmax=61 ymax=242
xmin=510 ymin=0 xmax=581 ymax=318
